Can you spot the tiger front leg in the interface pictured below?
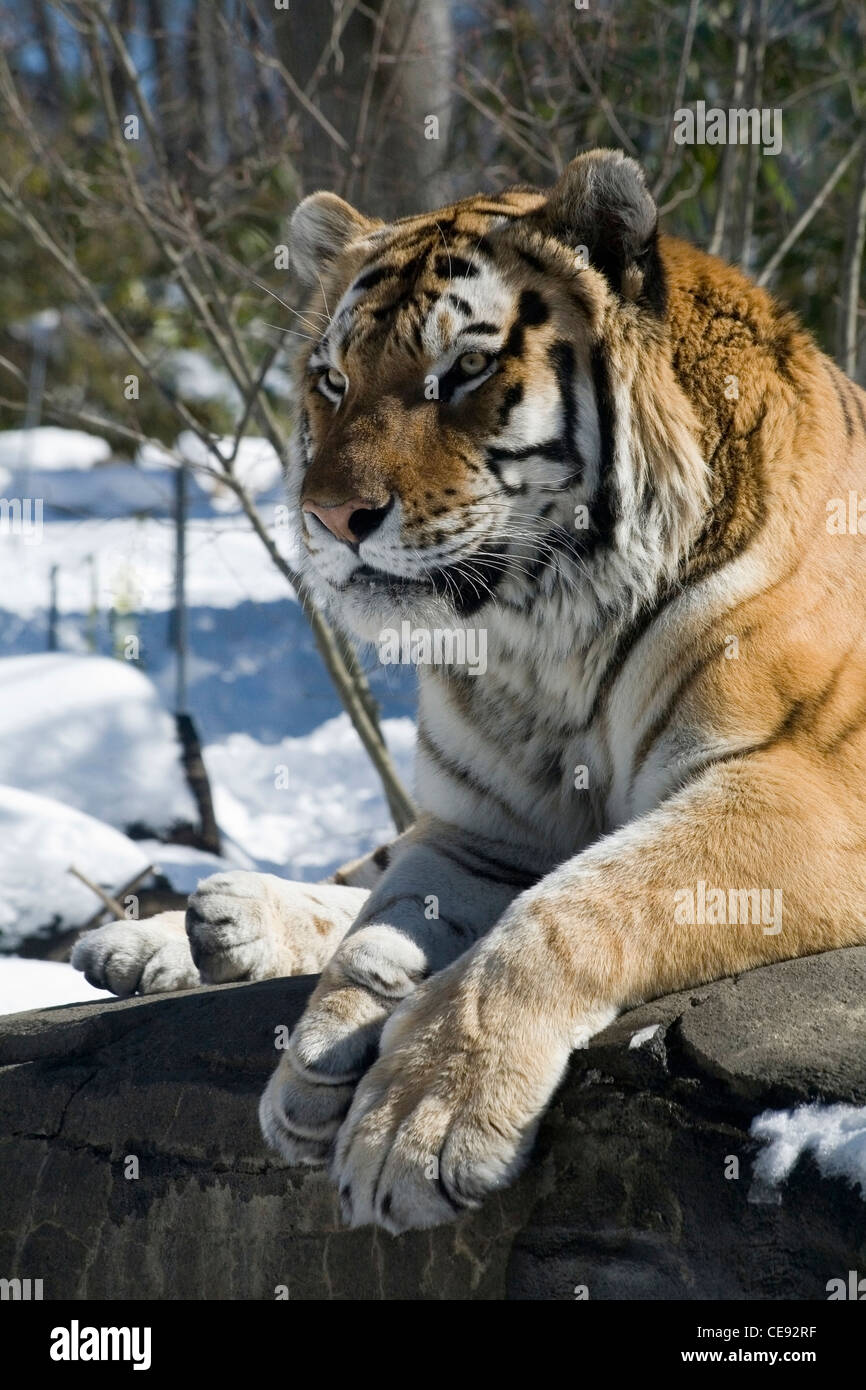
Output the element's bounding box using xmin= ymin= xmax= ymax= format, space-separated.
xmin=333 ymin=746 xmax=866 ymax=1231
xmin=259 ymin=822 xmax=528 ymax=1168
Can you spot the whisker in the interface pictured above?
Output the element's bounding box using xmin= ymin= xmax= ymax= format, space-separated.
xmin=259 ymin=322 xmax=319 ymax=341
xmin=434 ymin=221 xmax=453 ymax=285
xmin=314 ymin=271 xmax=332 ymax=323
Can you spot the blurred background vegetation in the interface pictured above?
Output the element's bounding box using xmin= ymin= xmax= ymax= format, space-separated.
xmin=0 ymin=0 xmax=864 ymax=450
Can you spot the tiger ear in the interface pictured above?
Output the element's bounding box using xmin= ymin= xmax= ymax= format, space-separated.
xmin=541 ymin=149 xmax=666 ymax=315
xmin=289 ymin=192 xmax=377 ymax=285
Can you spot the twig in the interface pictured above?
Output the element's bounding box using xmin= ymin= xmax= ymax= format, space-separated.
xmin=838 ymin=141 xmax=866 ymax=380
xmin=652 ymin=0 xmax=699 ymax=201
xmin=757 ymin=134 xmax=865 ymax=287
xmin=68 ymin=865 xmax=129 ymax=921
xmin=79 ymin=864 xmax=157 ymax=930
xmin=708 ymin=0 xmax=752 ymax=260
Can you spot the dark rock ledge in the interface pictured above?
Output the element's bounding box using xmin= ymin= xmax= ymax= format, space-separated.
xmin=2 ymin=947 xmax=865 ymax=1300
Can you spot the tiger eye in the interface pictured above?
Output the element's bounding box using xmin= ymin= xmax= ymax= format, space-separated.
xmin=459 ymin=352 xmax=489 ymax=376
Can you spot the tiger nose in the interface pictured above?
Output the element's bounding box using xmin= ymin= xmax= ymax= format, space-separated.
xmin=302 ymin=496 xmax=393 ymax=544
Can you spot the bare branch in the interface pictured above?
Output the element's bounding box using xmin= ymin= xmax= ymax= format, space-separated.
xmin=757 ymin=134 xmax=865 ymax=287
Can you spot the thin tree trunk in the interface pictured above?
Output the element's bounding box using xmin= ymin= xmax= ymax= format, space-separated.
xmin=32 ymin=0 xmax=65 ymax=109
xmin=108 ymin=0 xmax=133 ymax=117
xmin=709 ymin=0 xmax=752 ymax=259
xmin=176 ymin=713 xmax=221 ymax=855
xmin=758 ymin=136 xmax=864 ymax=287
xmin=146 ymin=0 xmax=179 ymax=169
xmin=653 ymin=0 xmax=699 ymax=202
xmin=837 ymin=142 xmax=866 ymax=381
xmin=183 ymin=4 xmax=205 ymax=169
xmin=195 ymin=0 xmax=223 ymax=168
xmin=267 ymin=0 xmax=453 ymax=216
xmin=739 ymin=0 xmax=767 ymax=271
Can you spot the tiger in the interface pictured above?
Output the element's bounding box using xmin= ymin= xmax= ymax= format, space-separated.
xmin=74 ymin=148 xmax=866 ymax=1235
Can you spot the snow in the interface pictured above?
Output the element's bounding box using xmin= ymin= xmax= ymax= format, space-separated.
xmin=176 ymin=431 xmax=284 ymax=510
xmin=0 ymin=654 xmax=196 ymax=835
xmin=0 ymin=431 xmax=416 ymax=1012
xmin=750 ymin=1103 xmax=866 ymax=1203
xmin=132 ymin=840 xmax=239 ymax=894
xmin=0 ymin=785 xmax=152 ymax=949
xmin=0 ymin=427 xmax=111 ymax=472
xmin=0 ymin=958 xmax=112 ymax=1015
xmin=24 ymin=463 xmax=176 ymax=517
xmin=206 ymin=715 xmax=415 ymax=877
xmin=165 ymin=348 xmax=241 ymax=411
xmin=136 ymin=440 xmax=178 ymax=471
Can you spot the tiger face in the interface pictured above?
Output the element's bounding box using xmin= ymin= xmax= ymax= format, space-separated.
xmin=287 ymin=151 xmax=707 ymax=644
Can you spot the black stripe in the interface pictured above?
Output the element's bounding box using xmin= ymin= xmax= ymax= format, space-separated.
xmin=515 ymin=247 xmax=546 ymax=274
xmin=371 ymin=300 xmax=403 ymax=322
xmin=434 ymin=840 xmax=540 ymax=890
xmin=417 ymin=724 xmax=523 ymax=825
xmin=486 ymin=439 xmax=567 ymax=465
xmin=353 ymin=265 xmax=393 ymax=292
xmin=580 ymin=405 xmax=775 ymax=743
xmin=471 ymin=235 xmax=496 ymax=262
xmin=825 ymin=693 xmax=866 ymax=754
xmin=497 ymin=381 xmax=524 ymax=428
xmin=517 ymin=288 xmax=548 ymax=326
xmin=631 ymin=634 xmax=737 ymax=780
xmin=547 ymin=339 xmax=585 ymax=483
xmin=434 ymin=254 xmax=479 ymax=280
xmin=463 ymin=321 xmax=501 ymax=337
xmin=588 ymin=343 xmax=618 ymax=549
xmin=445 ymin=293 xmax=473 ymax=315
xmin=828 ymin=364 xmax=854 ymax=439
xmin=484 ymin=466 xmax=527 ymax=497
xmin=850 ymin=383 xmax=866 ymax=438
xmin=499 ymin=289 xmax=550 ymax=365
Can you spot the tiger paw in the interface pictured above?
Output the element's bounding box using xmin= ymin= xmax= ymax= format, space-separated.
xmin=72 ymin=912 xmax=197 ymax=997
xmin=332 ymin=951 xmax=578 ymax=1232
xmin=259 ymin=925 xmax=428 ymax=1167
xmin=186 ymin=871 xmax=369 ymax=985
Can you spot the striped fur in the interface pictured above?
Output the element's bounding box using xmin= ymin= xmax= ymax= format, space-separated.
xmin=76 ymin=150 xmax=866 ymax=1234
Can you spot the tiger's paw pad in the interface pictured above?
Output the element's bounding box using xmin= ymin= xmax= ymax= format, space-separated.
xmin=259 ymin=1051 xmax=356 ymax=1168
xmin=72 ymin=914 xmax=197 ymax=997
xmin=185 ymin=872 xmax=284 ymax=984
xmin=186 ymin=871 xmax=367 ymax=983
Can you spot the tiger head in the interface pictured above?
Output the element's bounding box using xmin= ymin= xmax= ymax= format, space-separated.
xmin=286 ymin=149 xmax=708 ymax=645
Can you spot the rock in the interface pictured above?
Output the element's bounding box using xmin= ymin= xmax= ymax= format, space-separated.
xmin=2 ymin=949 xmax=865 ymax=1300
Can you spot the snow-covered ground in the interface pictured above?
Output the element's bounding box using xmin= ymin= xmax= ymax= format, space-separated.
xmin=0 ymin=785 xmax=153 ymax=950
xmin=0 ymin=428 xmax=416 ymax=1012
xmin=0 ymin=653 xmax=196 ymax=832
xmin=0 ymin=425 xmax=111 ymax=474
xmin=750 ymin=1103 xmax=866 ymax=1203
xmin=0 ymin=958 xmax=112 ymax=1016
